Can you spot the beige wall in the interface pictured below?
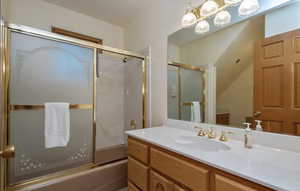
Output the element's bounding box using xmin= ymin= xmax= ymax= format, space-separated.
xmin=7 ymin=0 xmax=124 ymax=49
xmin=180 ymin=21 xmax=249 ymax=67
xmin=217 ymin=65 xmax=253 ymax=127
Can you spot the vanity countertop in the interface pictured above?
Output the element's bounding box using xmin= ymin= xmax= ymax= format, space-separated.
xmin=126 ymin=126 xmax=300 ymax=191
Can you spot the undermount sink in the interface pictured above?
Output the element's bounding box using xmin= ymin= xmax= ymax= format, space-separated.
xmin=174 ymin=135 xmax=231 ymax=152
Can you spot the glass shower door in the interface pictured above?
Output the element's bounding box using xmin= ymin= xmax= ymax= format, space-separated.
xmin=8 ymin=31 xmax=94 ymax=184
xmin=95 ymin=52 xmax=144 ymax=164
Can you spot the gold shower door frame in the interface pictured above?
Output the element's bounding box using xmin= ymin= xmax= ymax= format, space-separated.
xmin=0 ymin=24 xmax=148 ymax=191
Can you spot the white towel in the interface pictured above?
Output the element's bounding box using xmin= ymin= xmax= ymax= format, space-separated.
xmin=191 ymin=101 xmax=202 ymax=123
xmin=45 ymin=103 xmax=70 ymax=148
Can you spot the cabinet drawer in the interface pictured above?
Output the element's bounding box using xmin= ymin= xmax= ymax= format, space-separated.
xmin=128 ymin=157 xmax=149 ymax=191
xmin=215 ymin=174 xmax=257 ymax=191
xmin=150 ymin=148 xmax=209 ymax=191
xmin=128 ymin=138 xmax=149 ymax=164
xmin=128 ymin=181 xmax=141 ymax=191
xmin=150 ymin=170 xmax=174 ymax=191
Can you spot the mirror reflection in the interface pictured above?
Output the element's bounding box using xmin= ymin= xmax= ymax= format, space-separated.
xmin=167 ymin=62 xmax=206 ymax=122
xmin=168 ymin=0 xmax=300 ymax=136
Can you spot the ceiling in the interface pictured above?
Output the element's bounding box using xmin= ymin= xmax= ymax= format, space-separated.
xmin=43 ymin=0 xmax=205 ymax=28
xmin=169 ymin=0 xmax=295 ymax=45
xmin=43 ymin=0 xmax=153 ymax=27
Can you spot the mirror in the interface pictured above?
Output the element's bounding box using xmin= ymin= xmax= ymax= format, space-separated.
xmin=168 ymin=0 xmax=300 ymax=136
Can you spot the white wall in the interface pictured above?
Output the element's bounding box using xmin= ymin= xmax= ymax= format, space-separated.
xmin=168 ymin=43 xmax=181 ymax=63
xmin=8 ymin=0 xmax=124 ymax=49
xmin=265 ymin=1 xmax=300 ymax=37
xmin=125 ymin=0 xmax=186 ymax=126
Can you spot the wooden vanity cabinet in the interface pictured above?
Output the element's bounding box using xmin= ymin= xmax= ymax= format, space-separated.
xmin=128 ymin=181 xmax=141 ymax=191
xmin=214 ymin=174 xmax=257 ymax=191
xmin=128 ymin=157 xmax=148 ymax=191
xmin=174 ymin=185 xmax=188 ymax=191
xmin=150 ymin=170 xmax=174 ymax=191
xmin=128 ymin=137 xmax=273 ymax=191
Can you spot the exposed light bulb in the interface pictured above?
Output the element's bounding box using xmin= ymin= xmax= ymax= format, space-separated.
xmin=195 ymin=20 xmax=210 ymax=34
xmin=238 ymin=0 xmax=260 ymax=16
xmin=214 ymin=10 xmax=231 ymax=27
xmin=181 ymin=11 xmax=197 ymax=28
xmin=224 ymin=0 xmax=242 ymax=5
xmin=200 ymin=0 xmax=219 ymax=17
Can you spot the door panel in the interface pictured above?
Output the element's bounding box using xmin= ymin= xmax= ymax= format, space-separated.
xmin=293 ymin=62 xmax=300 ymax=108
xmin=262 ymin=65 xmax=284 ymax=107
xmin=261 ymin=120 xmax=284 ymax=134
xmin=262 ymin=40 xmax=284 ymax=59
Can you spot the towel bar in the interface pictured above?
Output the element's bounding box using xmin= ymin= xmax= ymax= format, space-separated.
xmin=182 ymin=102 xmax=205 ymax=106
xmin=9 ymin=104 xmax=93 ymax=111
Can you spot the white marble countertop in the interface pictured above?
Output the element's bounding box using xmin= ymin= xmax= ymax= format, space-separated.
xmin=126 ymin=126 xmax=300 ymax=191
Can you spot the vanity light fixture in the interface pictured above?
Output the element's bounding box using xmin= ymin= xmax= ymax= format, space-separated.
xmin=181 ymin=1 xmax=197 ymax=28
xmin=195 ymin=20 xmax=210 ymax=34
xmin=200 ymin=0 xmax=220 ymax=17
xmin=238 ymin=0 xmax=260 ymax=16
xmin=181 ymin=0 xmax=260 ymax=34
xmin=214 ymin=10 xmax=231 ymax=26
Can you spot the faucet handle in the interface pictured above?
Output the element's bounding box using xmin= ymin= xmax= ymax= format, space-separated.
xmin=219 ymin=130 xmax=234 ymax=142
xmin=207 ymin=128 xmax=216 ymax=139
xmin=197 ymin=128 xmax=208 ymax=137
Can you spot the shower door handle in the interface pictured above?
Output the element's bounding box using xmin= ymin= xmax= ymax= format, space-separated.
xmin=0 ymin=145 xmax=15 ymax=159
xmin=130 ymin=120 xmax=137 ymax=129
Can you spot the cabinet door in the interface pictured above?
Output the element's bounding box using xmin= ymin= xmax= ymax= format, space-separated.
xmin=128 ymin=157 xmax=148 ymax=191
xmin=174 ymin=185 xmax=188 ymax=191
xmin=215 ymin=174 xmax=257 ymax=191
xmin=150 ymin=148 xmax=209 ymax=191
xmin=129 ymin=181 xmax=141 ymax=191
xmin=150 ymin=170 xmax=174 ymax=191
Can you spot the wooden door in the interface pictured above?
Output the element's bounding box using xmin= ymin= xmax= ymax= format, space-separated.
xmin=254 ymin=29 xmax=300 ymax=135
xmin=150 ymin=170 xmax=174 ymax=191
xmin=290 ymin=30 xmax=300 ymax=135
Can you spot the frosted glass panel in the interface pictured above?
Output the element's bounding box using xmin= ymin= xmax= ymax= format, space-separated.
xmin=167 ymin=65 xmax=179 ymax=119
xmin=8 ymin=32 xmax=93 ymax=184
xmin=181 ymin=69 xmax=205 ymax=121
xmin=96 ymin=52 xmax=143 ymax=151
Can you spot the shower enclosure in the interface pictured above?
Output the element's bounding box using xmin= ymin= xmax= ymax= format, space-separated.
xmin=0 ymin=24 xmax=147 ymax=190
xmin=167 ymin=62 xmax=206 ymax=122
